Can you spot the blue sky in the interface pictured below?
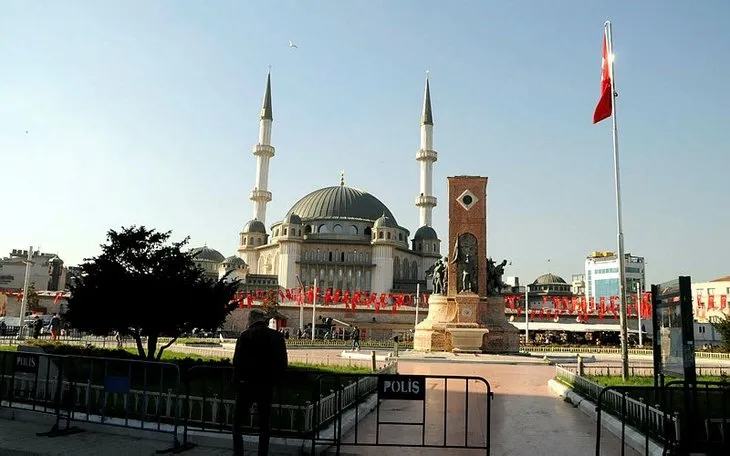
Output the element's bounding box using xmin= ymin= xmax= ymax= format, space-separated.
xmin=1 ymin=1 xmax=728 ymax=285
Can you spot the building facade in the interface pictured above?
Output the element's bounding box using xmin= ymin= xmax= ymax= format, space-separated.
xmin=585 ymin=251 xmax=645 ymax=301
xmin=191 ymin=73 xmax=443 ymax=295
xmin=0 ymin=249 xmax=67 ymax=292
xmin=692 ymin=276 xmax=730 ymax=323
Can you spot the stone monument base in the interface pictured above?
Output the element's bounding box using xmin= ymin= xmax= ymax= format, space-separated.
xmin=478 ymin=296 xmax=520 ymax=353
xmin=413 ymin=293 xmax=520 ymax=353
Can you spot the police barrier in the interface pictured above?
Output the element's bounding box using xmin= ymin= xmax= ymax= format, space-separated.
xmin=594 ymin=381 xmax=730 ymax=455
xmin=179 ymin=365 xmax=321 ymax=448
xmin=0 ymin=350 xmax=185 ymax=453
xmin=310 ymin=373 xmax=493 ymax=455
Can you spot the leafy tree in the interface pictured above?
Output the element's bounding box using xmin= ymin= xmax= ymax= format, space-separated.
xmin=66 ymin=226 xmax=240 ymax=360
xmin=260 ymin=288 xmax=280 ymax=318
xmin=26 ymin=282 xmax=41 ymax=313
xmin=711 ymin=316 xmax=730 ymax=352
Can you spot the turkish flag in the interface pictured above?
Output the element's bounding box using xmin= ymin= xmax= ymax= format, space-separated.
xmin=593 ymin=30 xmax=613 ymax=124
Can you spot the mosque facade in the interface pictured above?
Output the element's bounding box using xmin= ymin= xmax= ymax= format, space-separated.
xmin=192 ymin=73 xmax=443 ymax=295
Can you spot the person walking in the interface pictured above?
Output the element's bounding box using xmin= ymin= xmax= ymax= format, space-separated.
xmin=49 ymin=313 xmax=61 ymax=342
xmin=232 ymin=309 xmax=288 ymax=456
xmin=351 ymin=325 xmax=361 ymax=351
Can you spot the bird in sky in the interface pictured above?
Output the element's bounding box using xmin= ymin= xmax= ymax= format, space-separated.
xmin=288 ymin=40 xmax=298 ymax=49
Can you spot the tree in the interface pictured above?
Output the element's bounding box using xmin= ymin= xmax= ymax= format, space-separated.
xmin=711 ymin=316 xmax=730 ymax=352
xmin=26 ymin=282 xmax=42 ymax=313
xmin=260 ymin=289 xmax=280 ymax=318
xmin=66 ymin=226 xmax=240 ymax=360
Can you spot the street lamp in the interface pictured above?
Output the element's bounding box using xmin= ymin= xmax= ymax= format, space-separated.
xmin=16 ymin=246 xmax=34 ymax=340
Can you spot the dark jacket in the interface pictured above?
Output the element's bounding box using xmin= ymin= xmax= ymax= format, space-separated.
xmin=232 ymin=323 xmax=288 ymax=386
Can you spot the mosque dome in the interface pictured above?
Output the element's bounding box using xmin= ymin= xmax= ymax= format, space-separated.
xmin=285 ymin=184 xmax=397 ymax=224
xmin=413 ymin=225 xmax=438 ymax=240
xmin=242 ymin=219 xmax=267 ymax=234
xmin=373 ymin=213 xmax=398 ymax=228
xmin=283 ymin=213 xmax=302 ymax=225
xmin=533 ymin=273 xmax=567 ymax=285
xmin=222 ymin=255 xmax=247 ymax=267
xmin=190 ymin=246 xmax=225 ymax=263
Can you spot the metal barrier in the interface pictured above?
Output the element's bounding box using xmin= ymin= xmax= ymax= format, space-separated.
xmin=311 ymin=373 xmax=493 ymax=455
xmin=179 ymin=364 xmax=319 ymax=449
xmin=594 ymin=381 xmax=730 ymax=455
xmin=0 ymin=350 xmax=185 ymax=453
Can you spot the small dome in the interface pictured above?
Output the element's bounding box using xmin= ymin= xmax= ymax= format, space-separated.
xmin=48 ymin=256 xmax=63 ymax=265
xmin=413 ymin=225 xmax=438 ymax=240
xmin=284 ymin=213 xmax=302 ymax=225
xmin=222 ymin=255 xmax=246 ymax=267
xmin=242 ymin=219 xmax=266 ymax=234
xmin=190 ymin=246 xmax=225 ymax=263
xmin=373 ymin=213 xmax=397 ymax=228
xmin=533 ymin=273 xmax=567 ymax=285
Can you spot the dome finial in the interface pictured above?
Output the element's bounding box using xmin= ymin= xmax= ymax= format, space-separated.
xmin=340 ymin=170 xmax=345 ymax=186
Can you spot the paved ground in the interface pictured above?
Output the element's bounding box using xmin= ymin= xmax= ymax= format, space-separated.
xmin=0 ymin=350 xmax=645 ymax=455
xmin=328 ymin=359 xmax=637 ymax=455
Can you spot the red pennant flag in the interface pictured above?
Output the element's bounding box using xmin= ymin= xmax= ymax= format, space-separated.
xmin=720 ymin=295 xmax=727 ymax=310
xmin=593 ymin=29 xmax=613 ymax=124
xmin=708 ymin=294 xmax=715 ymax=310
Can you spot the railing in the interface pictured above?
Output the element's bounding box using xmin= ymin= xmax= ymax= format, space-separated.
xmin=0 ymin=350 xmax=184 ymax=452
xmin=562 ymin=363 xmax=730 ymax=378
xmin=555 ymin=365 xmax=676 ymax=442
xmin=528 ymin=345 xmax=730 ymax=360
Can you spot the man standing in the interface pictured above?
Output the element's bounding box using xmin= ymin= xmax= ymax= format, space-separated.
xmin=232 ymin=309 xmax=288 ymax=456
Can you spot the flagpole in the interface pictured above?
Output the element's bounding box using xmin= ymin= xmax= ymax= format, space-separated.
xmin=311 ymin=277 xmax=317 ymax=341
xmin=605 ymin=20 xmax=630 ymax=380
xmin=414 ymin=282 xmax=420 ymax=330
xmin=17 ymin=246 xmax=33 ymax=340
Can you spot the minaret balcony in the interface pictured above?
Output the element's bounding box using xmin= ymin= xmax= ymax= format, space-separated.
xmin=416 ymin=149 xmax=438 ymax=162
xmin=415 ymin=195 xmax=437 ymax=207
xmin=252 ymin=144 xmax=275 ymax=157
xmin=250 ymin=189 xmax=272 ymax=202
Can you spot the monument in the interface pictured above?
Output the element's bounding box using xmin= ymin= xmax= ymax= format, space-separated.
xmin=414 ymin=176 xmax=520 ymax=353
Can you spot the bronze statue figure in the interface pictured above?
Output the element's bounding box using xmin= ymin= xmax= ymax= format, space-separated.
xmin=461 ymin=254 xmax=474 ymax=292
xmin=486 ymin=258 xmax=508 ymax=295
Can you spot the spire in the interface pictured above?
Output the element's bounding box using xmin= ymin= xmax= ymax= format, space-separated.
xmin=421 ymin=72 xmax=433 ymax=126
xmin=340 ymin=170 xmax=345 ymax=186
xmin=260 ymin=69 xmax=273 ymax=120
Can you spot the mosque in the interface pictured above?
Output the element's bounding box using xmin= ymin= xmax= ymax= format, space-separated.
xmin=191 ymin=73 xmax=443 ymax=296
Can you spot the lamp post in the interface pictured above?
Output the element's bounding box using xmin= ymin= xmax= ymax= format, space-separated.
xmin=17 ymin=246 xmax=33 ymax=340
xmin=524 ymin=282 xmax=530 ymax=346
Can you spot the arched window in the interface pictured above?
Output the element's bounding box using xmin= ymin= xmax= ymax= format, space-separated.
xmin=403 ymin=261 xmax=409 ymax=279
xmin=283 ymin=228 xmax=287 ymax=235
xmin=304 ymin=225 xmax=312 ymax=234
xmin=411 ymin=261 xmax=418 ymax=280
xmin=364 ymin=227 xmax=372 ymax=236
xmin=329 ymin=251 xmax=333 ymax=262
xmin=340 ymin=252 xmax=345 ymax=262
xmin=243 ymin=237 xmax=247 ymax=245
xmin=349 ymin=225 xmax=358 ymax=234
xmin=378 ymin=232 xmax=384 ymax=239
xmin=394 ymin=257 xmax=401 ymax=279
xmin=387 ymin=232 xmax=391 ymax=239
xmin=273 ymin=229 xmax=279 ymax=237
xmin=333 ymin=224 xmax=343 ymax=234
xmin=398 ymin=233 xmax=403 ymax=241
xmin=318 ymin=224 xmax=328 ymax=233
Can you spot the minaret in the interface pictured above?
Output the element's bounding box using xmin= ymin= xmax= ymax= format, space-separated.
xmin=415 ymin=73 xmax=438 ymax=227
xmin=250 ymin=70 xmax=275 ymax=224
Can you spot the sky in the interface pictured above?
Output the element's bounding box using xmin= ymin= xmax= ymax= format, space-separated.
xmin=1 ymin=1 xmax=729 ymax=285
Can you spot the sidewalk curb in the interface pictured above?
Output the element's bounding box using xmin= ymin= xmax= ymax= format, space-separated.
xmin=547 ymin=379 xmax=665 ymax=456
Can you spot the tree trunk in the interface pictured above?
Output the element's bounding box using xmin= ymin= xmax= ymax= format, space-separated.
xmin=147 ymin=333 xmax=159 ymax=360
xmin=156 ymin=335 xmax=179 ymax=361
xmin=133 ymin=328 xmax=146 ymax=359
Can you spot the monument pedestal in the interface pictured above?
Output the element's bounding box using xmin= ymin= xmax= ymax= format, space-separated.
xmin=478 ymin=296 xmax=520 ymax=353
xmin=414 ymin=293 xmax=492 ymax=352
